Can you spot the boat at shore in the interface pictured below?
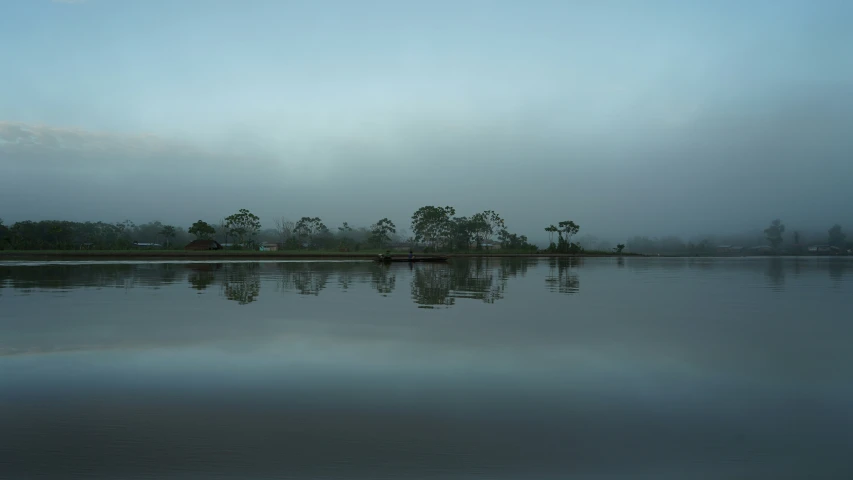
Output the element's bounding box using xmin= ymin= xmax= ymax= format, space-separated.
xmin=375 ymin=256 xmax=449 ymax=263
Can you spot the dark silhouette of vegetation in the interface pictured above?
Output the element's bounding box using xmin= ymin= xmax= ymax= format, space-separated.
xmin=544 ymin=225 xmax=557 ymax=248
xmin=471 ymin=210 xmax=505 ymax=246
xmin=188 ymin=220 xmax=216 ymax=239
xmin=407 ymin=206 xmax=533 ymax=253
xmin=369 ymin=218 xmax=396 ymax=249
xmin=625 ymin=223 xmax=852 ymax=256
xmin=0 ymin=218 xmax=7 ymax=249
xmin=828 ymin=224 xmax=846 ymax=248
xmin=224 ymin=209 xmax=261 ymax=247
xmin=687 ymin=239 xmax=714 ymax=255
xmin=544 ymin=221 xmax=581 ymax=253
xmin=411 ymin=206 xmax=456 ymax=250
xmin=791 ymin=230 xmax=803 ymax=254
xmin=558 ymin=221 xmax=580 ymax=250
xmin=337 ymin=222 xmax=354 ymax=250
xmin=764 ymin=219 xmax=785 ymax=249
xmin=497 ymin=228 xmax=536 ymax=251
xmin=294 ymin=217 xmax=328 ymax=249
xmin=3 ymin=210 xmax=849 ymax=258
xmin=159 ymin=225 xmax=176 ymax=248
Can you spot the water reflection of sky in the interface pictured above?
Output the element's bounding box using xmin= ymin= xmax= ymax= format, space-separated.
xmin=1 ymin=258 xmax=852 ymax=478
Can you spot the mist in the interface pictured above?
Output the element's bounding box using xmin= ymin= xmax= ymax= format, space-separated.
xmin=2 ymin=0 xmax=852 ymax=244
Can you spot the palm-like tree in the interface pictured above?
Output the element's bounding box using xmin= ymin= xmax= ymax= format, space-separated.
xmin=545 ymin=225 xmax=558 ymax=247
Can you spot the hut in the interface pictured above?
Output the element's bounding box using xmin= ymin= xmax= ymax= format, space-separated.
xmin=185 ymin=239 xmax=223 ymax=251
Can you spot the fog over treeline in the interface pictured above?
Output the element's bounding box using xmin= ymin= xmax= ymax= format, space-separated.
xmin=1 ymin=212 xmax=849 ymax=255
xmin=1 ymin=1 xmax=852 ymax=241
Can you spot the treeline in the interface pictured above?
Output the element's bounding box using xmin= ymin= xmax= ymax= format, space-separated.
xmin=0 ymin=219 xmax=185 ymax=251
xmin=3 ymin=212 xmax=847 ymax=255
xmin=408 ymin=207 xmax=537 ymax=252
xmin=0 ymin=215 xmax=405 ymax=252
xmin=0 ymin=206 xmax=549 ymax=252
xmin=619 ymin=219 xmax=851 ymax=255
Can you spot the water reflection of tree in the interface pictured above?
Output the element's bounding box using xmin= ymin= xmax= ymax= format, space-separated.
xmin=764 ymin=258 xmax=785 ymax=291
xmin=498 ymin=257 xmax=534 ymax=280
xmin=187 ymin=263 xmax=220 ymax=291
xmin=133 ymin=263 xmax=181 ymax=288
xmin=827 ymin=260 xmax=849 ymax=284
xmin=409 ymin=258 xmax=508 ymax=306
xmin=222 ymin=263 xmax=261 ymax=304
xmin=160 ymin=264 xmax=180 ymax=286
xmin=411 ymin=264 xmax=455 ymax=307
xmin=337 ymin=263 xmax=355 ymax=291
xmin=370 ymin=264 xmax=396 ymax=296
xmin=792 ymin=258 xmax=802 ymax=277
xmin=546 ymin=257 xmax=580 ymax=294
xmin=275 ymin=263 xmax=330 ymax=296
xmin=451 ymin=258 xmax=505 ymax=304
xmin=0 ymin=263 xmax=166 ymax=290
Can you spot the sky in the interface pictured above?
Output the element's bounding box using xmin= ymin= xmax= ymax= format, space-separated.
xmin=1 ymin=0 xmax=852 ymax=242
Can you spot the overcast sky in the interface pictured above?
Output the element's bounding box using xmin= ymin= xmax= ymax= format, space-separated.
xmin=1 ymin=0 xmax=851 ymax=242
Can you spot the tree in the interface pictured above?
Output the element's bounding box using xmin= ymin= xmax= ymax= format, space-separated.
xmin=793 ymin=231 xmax=801 ymax=245
xmin=498 ymin=228 xmax=536 ymax=251
xmin=225 ymin=209 xmax=261 ymax=247
xmin=275 ymin=217 xmax=296 ymax=247
xmin=338 ymin=222 xmax=353 ymax=237
xmin=337 ymin=222 xmax=353 ymax=249
xmin=188 ymin=220 xmax=215 ymax=240
xmin=687 ymin=239 xmax=713 ymax=254
xmin=450 ymin=217 xmax=475 ymax=251
xmin=466 ymin=217 xmax=487 ymax=250
xmin=558 ymin=220 xmax=580 ymax=253
xmin=294 ymin=217 xmax=327 ymax=248
xmin=545 ymin=225 xmax=558 ymax=250
xmin=614 ymin=244 xmax=626 ymax=254
xmin=828 ymin=224 xmax=846 ymax=248
xmin=159 ymin=225 xmax=176 ymax=248
xmin=470 ymin=210 xmax=505 ymax=246
xmin=369 ymin=218 xmax=396 ymax=249
xmin=0 ymin=218 xmax=7 ymax=249
xmin=764 ymin=219 xmax=785 ymax=249
xmin=217 ymin=218 xmax=229 ymax=245
xmin=113 ymin=220 xmax=135 ymax=249
xmin=411 ymin=206 xmax=455 ymax=250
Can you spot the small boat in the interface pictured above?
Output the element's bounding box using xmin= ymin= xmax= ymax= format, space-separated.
xmin=375 ymin=256 xmax=449 ymax=263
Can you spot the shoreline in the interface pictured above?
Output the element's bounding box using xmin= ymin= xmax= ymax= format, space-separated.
xmin=0 ymin=250 xmax=640 ymax=260
xmin=2 ymin=251 xmax=844 ymax=261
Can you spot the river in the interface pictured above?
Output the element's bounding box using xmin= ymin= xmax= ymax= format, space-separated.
xmin=1 ymin=257 xmax=851 ymax=479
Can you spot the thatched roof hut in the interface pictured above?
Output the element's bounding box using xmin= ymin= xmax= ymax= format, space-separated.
xmin=185 ymin=239 xmax=222 ymax=251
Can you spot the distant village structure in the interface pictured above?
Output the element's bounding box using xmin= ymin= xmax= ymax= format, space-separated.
xmin=132 ymin=241 xmax=161 ymax=249
xmin=184 ymin=239 xmax=222 ymax=251
xmin=259 ymin=243 xmax=278 ymax=252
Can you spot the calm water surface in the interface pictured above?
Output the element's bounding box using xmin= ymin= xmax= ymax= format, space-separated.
xmin=1 ymin=257 xmax=852 ymax=479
